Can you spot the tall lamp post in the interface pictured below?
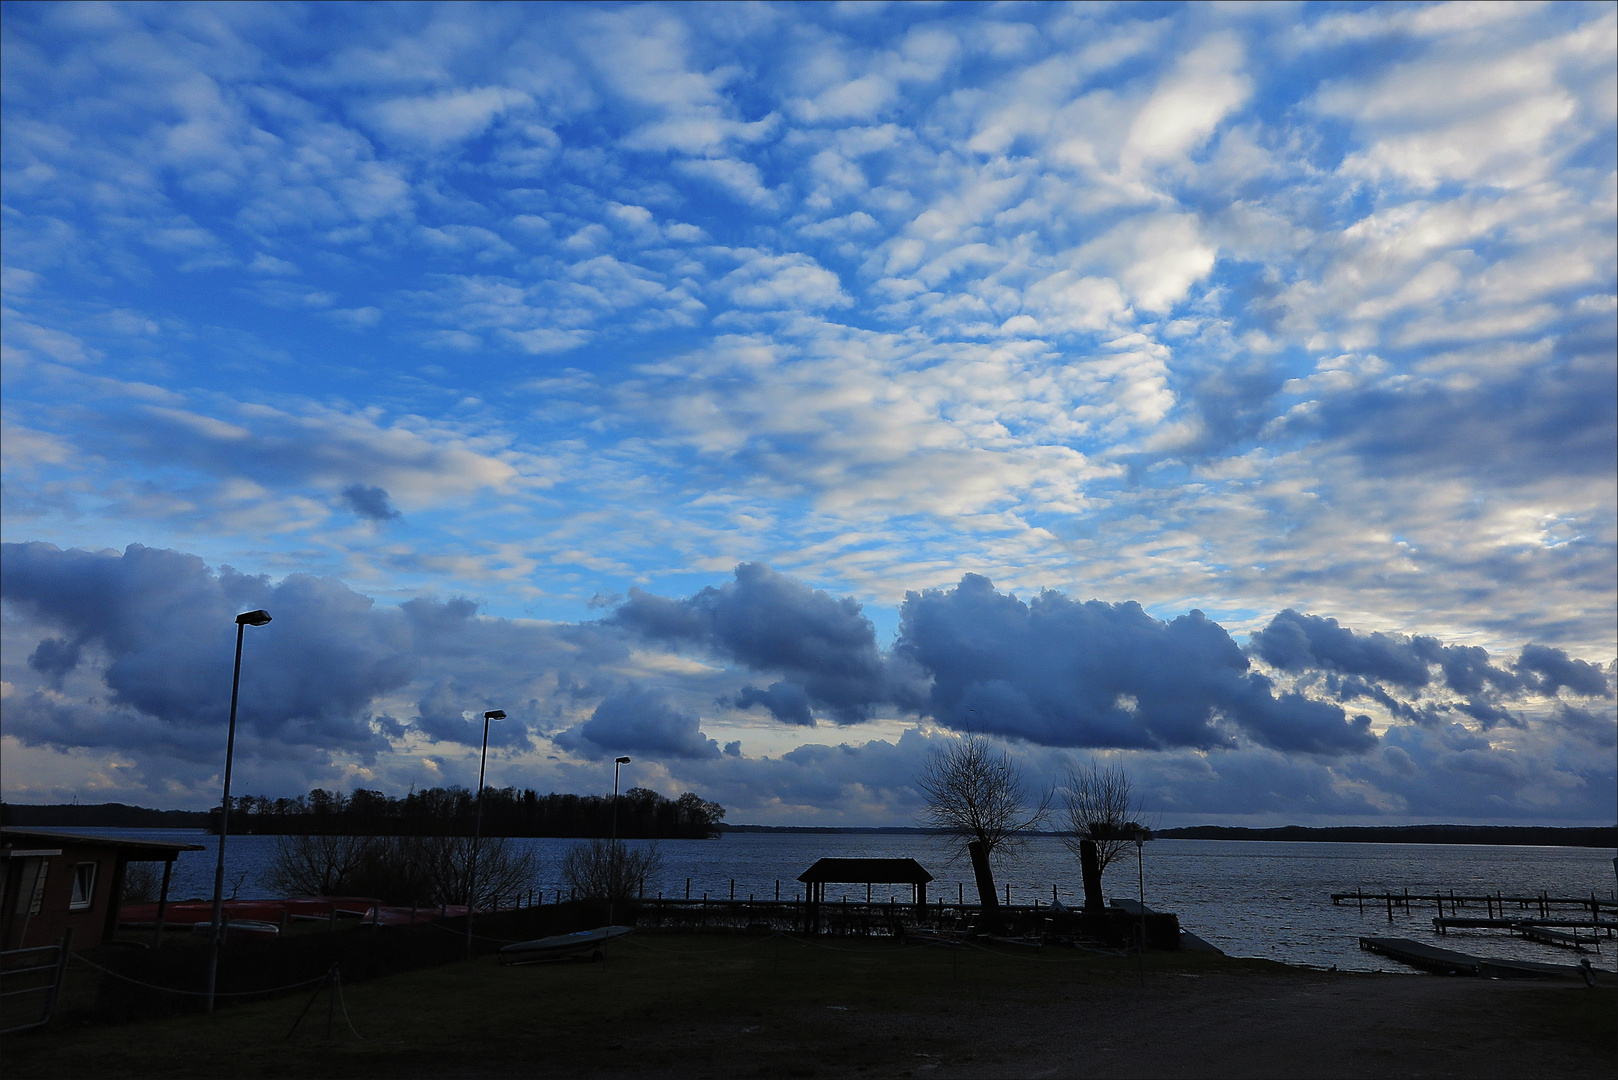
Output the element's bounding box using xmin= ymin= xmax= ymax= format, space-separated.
xmin=465 ymin=709 xmax=505 ymax=958
xmin=205 ymin=608 xmax=271 ymax=1014
xmin=608 ymin=756 xmax=630 ymax=925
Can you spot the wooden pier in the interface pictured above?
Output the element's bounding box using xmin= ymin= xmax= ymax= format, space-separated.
xmin=1331 ymin=888 xmax=1616 ymax=923
xmin=1429 ymin=915 xmax=1610 ymax=950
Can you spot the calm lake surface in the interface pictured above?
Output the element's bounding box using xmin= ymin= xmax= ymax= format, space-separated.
xmin=78 ymin=828 xmax=1617 ymax=973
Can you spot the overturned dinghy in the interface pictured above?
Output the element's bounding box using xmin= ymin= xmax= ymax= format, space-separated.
xmin=499 ymin=925 xmax=634 ymax=964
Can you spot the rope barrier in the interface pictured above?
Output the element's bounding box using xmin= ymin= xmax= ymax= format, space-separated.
xmin=70 ymin=952 xmax=330 ymax=997
xmin=956 ymin=937 xmax=1128 ymax=963
xmin=413 ymin=918 xmax=528 ymax=945
xmin=334 ymin=970 xmax=364 ymax=1040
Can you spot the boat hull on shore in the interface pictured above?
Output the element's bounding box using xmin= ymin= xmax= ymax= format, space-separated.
xmin=500 ymin=925 xmax=633 ymax=964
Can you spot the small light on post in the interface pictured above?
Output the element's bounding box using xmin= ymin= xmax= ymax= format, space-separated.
xmin=205 ymin=609 xmax=271 ymax=1014
xmin=609 ymin=757 xmax=631 ymax=925
xmin=466 ymin=709 xmax=506 ymax=958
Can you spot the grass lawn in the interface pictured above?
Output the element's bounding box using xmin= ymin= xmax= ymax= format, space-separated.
xmin=6 ymin=932 xmax=1614 ymax=1079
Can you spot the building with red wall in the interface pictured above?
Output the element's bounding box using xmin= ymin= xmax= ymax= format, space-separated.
xmin=1 ymin=828 xmax=203 ymax=951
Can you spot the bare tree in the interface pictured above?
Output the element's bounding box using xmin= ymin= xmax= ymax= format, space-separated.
xmin=265 ymin=833 xmax=373 ymax=897
xmin=1061 ymin=759 xmax=1148 ymax=882
xmin=122 ymin=861 xmax=162 ymax=903
xmin=559 ymin=839 xmax=663 ymax=904
xmin=915 ymin=734 xmax=1050 ymax=929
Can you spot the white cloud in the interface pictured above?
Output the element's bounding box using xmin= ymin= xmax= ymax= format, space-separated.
xmin=363 ymin=86 xmax=531 ymax=150
xmin=1121 ymin=33 xmax=1251 ymax=174
xmin=722 ymin=254 xmax=852 ymax=311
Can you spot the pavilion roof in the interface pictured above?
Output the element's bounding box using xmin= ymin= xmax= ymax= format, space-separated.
xmin=1 ymin=827 xmax=205 ymax=861
xmin=797 ymin=857 xmax=933 ymax=884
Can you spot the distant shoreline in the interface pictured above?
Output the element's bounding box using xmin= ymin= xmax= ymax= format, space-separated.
xmin=722 ymin=823 xmax=1617 ymax=846
xmin=5 ymin=803 xmax=1613 ymax=847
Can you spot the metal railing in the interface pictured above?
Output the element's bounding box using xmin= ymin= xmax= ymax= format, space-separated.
xmin=1 ymin=929 xmax=72 ymax=1035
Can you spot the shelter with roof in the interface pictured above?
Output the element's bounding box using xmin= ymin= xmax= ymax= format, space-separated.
xmin=1 ymin=827 xmax=204 ymax=951
xmin=797 ymin=857 xmax=933 ymax=934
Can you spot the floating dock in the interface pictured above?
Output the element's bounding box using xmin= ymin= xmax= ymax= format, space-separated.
xmin=1359 ymin=936 xmax=1615 ymax=984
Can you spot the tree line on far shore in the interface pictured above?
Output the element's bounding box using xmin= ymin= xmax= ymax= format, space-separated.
xmin=204 ymin=786 xmax=726 ymax=839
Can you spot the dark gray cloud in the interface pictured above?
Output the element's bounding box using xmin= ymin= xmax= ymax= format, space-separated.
xmin=1515 ymin=644 xmax=1612 ymax=698
xmin=1 ymin=541 xmax=409 ymax=758
xmin=1250 ymin=609 xmax=1448 ymax=689
xmin=0 ymin=541 xmax=631 ymax=769
xmin=26 ymin=635 xmax=83 ymax=687
xmin=1251 ymin=609 xmax=1613 ymax=706
xmin=894 ymin=575 xmax=1376 ymax=755
xmin=340 ymin=483 xmax=400 ymax=521
xmin=614 ymin=562 xmax=893 ymax=723
xmin=731 ymin=681 xmax=814 ymax=726
xmin=555 ymin=688 xmax=720 ymax=760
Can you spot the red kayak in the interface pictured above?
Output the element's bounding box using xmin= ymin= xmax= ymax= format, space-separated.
xmin=119 ymin=896 xmax=382 ymax=926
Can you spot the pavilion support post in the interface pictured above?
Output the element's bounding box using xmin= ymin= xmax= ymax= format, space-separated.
xmin=152 ymin=859 xmax=175 ymax=948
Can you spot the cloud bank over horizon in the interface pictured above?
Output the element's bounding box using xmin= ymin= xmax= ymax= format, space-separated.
xmin=3 ymin=542 xmax=1612 ymax=825
xmin=1 ymin=2 xmax=1613 ymax=825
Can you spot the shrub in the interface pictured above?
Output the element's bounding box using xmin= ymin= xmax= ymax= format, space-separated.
xmin=265 ymin=834 xmax=539 ymax=906
xmin=559 ymin=839 xmax=662 ymax=903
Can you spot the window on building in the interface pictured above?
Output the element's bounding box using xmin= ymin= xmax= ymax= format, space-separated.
xmin=69 ymin=862 xmax=97 ymax=910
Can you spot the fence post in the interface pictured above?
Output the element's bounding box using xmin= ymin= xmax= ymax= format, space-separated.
xmin=42 ymin=927 xmax=73 ymax=1028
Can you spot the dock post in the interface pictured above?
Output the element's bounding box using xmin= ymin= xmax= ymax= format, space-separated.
xmin=1357 ymin=888 xmax=1363 ymax=913
xmin=1386 ymin=893 xmax=1393 ymax=921
xmin=1437 ymin=893 xmax=1443 ymax=919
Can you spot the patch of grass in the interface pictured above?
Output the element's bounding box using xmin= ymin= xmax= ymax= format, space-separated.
xmin=9 ymin=934 xmax=1602 ymax=1079
xmin=5 ymin=934 xmax=1257 ymax=1078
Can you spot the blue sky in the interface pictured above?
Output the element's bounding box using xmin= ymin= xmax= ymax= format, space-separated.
xmin=2 ymin=1 xmax=1613 ymax=826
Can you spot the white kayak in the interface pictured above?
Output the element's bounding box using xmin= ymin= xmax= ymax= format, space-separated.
xmin=499 ymin=925 xmax=634 ymax=963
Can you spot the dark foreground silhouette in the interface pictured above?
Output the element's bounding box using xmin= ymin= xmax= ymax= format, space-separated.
xmin=8 ymin=933 xmax=1611 ymax=1080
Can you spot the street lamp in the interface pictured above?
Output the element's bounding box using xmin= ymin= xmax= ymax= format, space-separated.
xmin=205 ymin=609 xmax=271 ymax=1014
xmin=609 ymin=756 xmax=630 ymax=925
xmin=465 ymin=709 xmax=506 ymax=958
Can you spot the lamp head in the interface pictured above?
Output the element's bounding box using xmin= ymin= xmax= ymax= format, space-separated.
xmin=235 ymin=610 xmax=272 ymax=626
xmin=484 ymin=710 xmax=506 ymax=721
xmin=615 ymin=756 xmax=631 ymax=764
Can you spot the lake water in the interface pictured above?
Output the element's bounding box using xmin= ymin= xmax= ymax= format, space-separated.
xmin=75 ymin=828 xmax=1617 ymax=974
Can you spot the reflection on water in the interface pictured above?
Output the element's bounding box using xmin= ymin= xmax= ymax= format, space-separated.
xmin=71 ymin=828 xmax=1616 ymax=973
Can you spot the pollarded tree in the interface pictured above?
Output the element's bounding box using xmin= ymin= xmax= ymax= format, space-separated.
xmin=915 ymin=734 xmax=1050 ymax=930
xmin=1061 ymin=759 xmax=1148 ymax=886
